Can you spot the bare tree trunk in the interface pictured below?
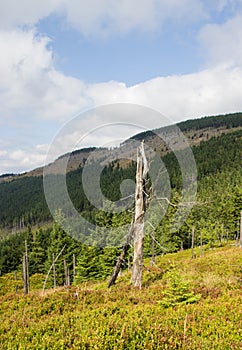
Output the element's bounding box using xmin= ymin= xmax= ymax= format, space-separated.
xmin=23 ymin=255 xmax=27 ymax=295
xmin=131 ymin=141 xmax=149 ymax=288
xmin=73 ymin=254 xmax=76 ymax=282
xmin=22 ymin=240 xmax=29 ymax=295
xmin=67 ymin=268 xmax=70 ymax=286
xmin=52 ymin=253 xmax=56 ymax=289
xmin=108 ymin=222 xmax=133 ymax=288
xmin=64 ymin=259 xmax=70 ymax=287
xmin=191 ymin=227 xmax=195 ymax=259
xmin=25 ymin=240 xmax=30 ymax=292
xmin=42 ymin=245 xmax=66 ymax=292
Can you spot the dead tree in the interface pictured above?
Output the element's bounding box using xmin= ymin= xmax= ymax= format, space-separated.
xmin=108 ymin=141 xmax=149 ymax=288
xmin=52 ymin=253 xmax=56 ymax=289
xmin=191 ymin=227 xmax=195 ymax=259
xmin=131 ymin=141 xmax=149 ymax=288
xmin=22 ymin=254 xmax=28 ymax=295
xmin=22 ymin=240 xmax=29 ymax=295
xmin=25 ymin=240 xmax=30 ymax=291
xmin=42 ymin=245 xmax=66 ymax=292
xmin=107 ymin=221 xmax=134 ymax=288
xmin=73 ymin=254 xmax=76 ymax=281
xmin=108 ymin=139 xmax=199 ymax=288
xmin=64 ymin=259 xmax=70 ymax=287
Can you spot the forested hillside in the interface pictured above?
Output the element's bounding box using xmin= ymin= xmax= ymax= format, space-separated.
xmin=0 ymin=113 xmax=241 ymax=284
xmin=0 ymin=126 xmax=241 ymax=231
xmin=129 ymin=111 xmax=242 ymax=141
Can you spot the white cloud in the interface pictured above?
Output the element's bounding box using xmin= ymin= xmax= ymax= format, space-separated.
xmin=0 ymin=0 xmax=206 ymax=36
xmin=0 ymin=0 xmax=60 ymax=29
xmin=0 ymin=29 xmax=89 ymax=123
xmin=0 ymin=150 xmax=7 ymax=157
xmin=1 ymin=28 xmax=242 ymax=174
xmin=44 ymin=63 xmax=242 ymax=169
xmin=199 ymin=14 xmax=242 ymax=67
xmin=0 ymin=144 xmax=49 ymax=174
xmin=1 ymin=2 xmax=242 ymax=174
xmin=87 ymin=65 xmax=242 ymax=121
xmin=61 ymin=0 xmax=206 ymax=36
xmin=0 ymin=27 xmax=92 ymax=174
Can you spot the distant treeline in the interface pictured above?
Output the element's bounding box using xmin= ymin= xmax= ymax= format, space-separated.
xmin=0 ymin=128 xmax=241 ymax=230
xmin=0 ymin=129 xmax=241 ymax=282
xmin=131 ymin=112 xmax=242 ymax=141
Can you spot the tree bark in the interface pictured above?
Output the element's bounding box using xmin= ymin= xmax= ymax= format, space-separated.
xmin=131 ymin=141 xmax=149 ymax=288
xmin=64 ymin=259 xmax=70 ymax=287
xmin=107 ymin=222 xmax=133 ymax=288
xmin=191 ymin=227 xmax=195 ymax=259
xmin=23 ymin=240 xmax=29 ymax=295
xmin=25 ymin=240 xmax=30 ymax=292
xmin=42 ymin=245 xmax=66 ymax=292
xmin=23 ymin=254 xmax=28 ymax=295
xmin=73 ymin=254 xmax=76 ymax=281
xmin=52 ymin=253 xmax=56 ymax=289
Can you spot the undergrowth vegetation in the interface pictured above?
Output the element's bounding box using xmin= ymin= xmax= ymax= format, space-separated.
xmin=1 ymin=245 xmax=241 ymax=349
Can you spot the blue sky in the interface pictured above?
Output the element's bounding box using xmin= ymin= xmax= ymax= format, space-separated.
xmin=37 ymin=13 xmax=201 ymax=85
xmin=1 ymin=0 xmax=242 ymax=174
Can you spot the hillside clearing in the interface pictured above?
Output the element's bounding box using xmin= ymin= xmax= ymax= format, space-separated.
xmin=1 ymin=245 xmax=241 ymax=349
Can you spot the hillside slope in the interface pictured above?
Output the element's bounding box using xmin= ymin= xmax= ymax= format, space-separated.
xmin=1 ymin=245 xmax=242 ymax=349
xmin=0 ymin=126 xmax=241 ymax=234
xmin=0 ymin=112 xmax=242 ymax=232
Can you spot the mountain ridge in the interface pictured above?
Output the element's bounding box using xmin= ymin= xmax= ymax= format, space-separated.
xmin=1 ymin=111 xmax=242 ymax=182
xmin=0 ymin=111 xmax=241 ymax=236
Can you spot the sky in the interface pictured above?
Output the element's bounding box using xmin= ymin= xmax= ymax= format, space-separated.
xmin=1 ymin=0 xmax=242 ymax=174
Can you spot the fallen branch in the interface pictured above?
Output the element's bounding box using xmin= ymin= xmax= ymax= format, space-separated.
xmin=42 ymin=245 xmax=66 ymax=292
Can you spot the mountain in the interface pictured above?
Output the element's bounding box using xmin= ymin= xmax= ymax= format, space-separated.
xmin=1 ymin=112 xmax=242 ymax=182
xmin=0 ymin=112 xmax=241 ymax=234
xmin=1 ymin=112 xmax=241 ymax=350
xmin=0 ymin=112 xmax=241 ymax=299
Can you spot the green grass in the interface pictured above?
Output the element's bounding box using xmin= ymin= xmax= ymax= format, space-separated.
xmin=0 ymin=245 xmax=242 ymax=349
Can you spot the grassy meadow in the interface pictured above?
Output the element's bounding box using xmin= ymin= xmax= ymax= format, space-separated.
xmin=0 ymin=245 xmax=242 ymax=349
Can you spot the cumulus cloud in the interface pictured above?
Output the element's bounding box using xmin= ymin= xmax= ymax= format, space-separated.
xmin=199 ymin=14 xmax=242 ymax=67
xmin=0 ymin=144 xmax=49 ymax=174
xmin=60 ymin=0 xmax=206 ymax=36
xmin=0 ymin=28 xmax=90 ymax=173
xmin=0 ymin=0 xmax=60 ymax=29
xmin=87 ymin=65 xmax=242 ymax=120
xmin=0 ymin=29 xmax=89 ymax=122
xmin=1 ymin=1 xmax=242 ymax=174
xmin=1 ymin=24 xmax=242 ymax=174
xmin=43 ymin=63 xmax=242 ymax=169
xmin=0 ymin=0 xmax=206 ymax=36
xmin=0 ymin=150 xmax=7 ymax=157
